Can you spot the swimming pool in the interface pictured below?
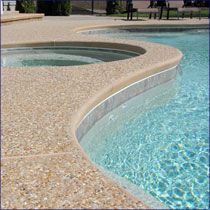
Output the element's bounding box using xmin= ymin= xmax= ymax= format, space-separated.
xmin=1 ymin=45 xmax=139 ymax=67
xmin=80 ymin=28 xmax=209 ymax=209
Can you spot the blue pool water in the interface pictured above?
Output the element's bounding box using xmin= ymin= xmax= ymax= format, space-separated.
xmin=80 ymin=28 xmax=209 ymax=209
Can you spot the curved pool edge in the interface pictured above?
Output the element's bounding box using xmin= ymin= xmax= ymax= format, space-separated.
xmin=71 ymin=56 xmax=182 ymax=209
xmin=73 ymin=65 xmax=180 ymax=209
xmin=74 ymin=23 xmax=209 ymax=34
xmin=98 ymin=164 xmax=168 ymax=209
xmin=72 ymin=51 xmax=182 ymax=134
xmin=76 ymin=65 xmax=179 ymax=141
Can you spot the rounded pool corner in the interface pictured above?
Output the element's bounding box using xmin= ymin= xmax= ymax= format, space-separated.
xmin=76 ymin=27 xmax=209 ymax=209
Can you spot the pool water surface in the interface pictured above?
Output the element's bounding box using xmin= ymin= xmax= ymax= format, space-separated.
xmin=1 ymin=46 xmax=139 ymax=67
xmin=80 ymin=28 xmax=209 ymax=209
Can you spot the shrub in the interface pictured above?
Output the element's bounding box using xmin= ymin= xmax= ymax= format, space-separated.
xmin=194 ymin=0 xmax=209 ymax=7
xmin=106 ymin=0 xmax=123 ymax=15
xmin=115 ymin=0 xmax=124 ymax=14
xmin=52 ymin=0 xmax=71 ymax=16
xmin=16 ymin=0 xmax=36 ymax=13
xmin=106 ymin=0 xmax=115 ymax=14
xmin=37 ymin=0 xmax=71 ymax=16
xmin=37 ymin=0 xmax=52 ymax=15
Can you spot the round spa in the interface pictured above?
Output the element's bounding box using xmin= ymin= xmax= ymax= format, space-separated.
xmin=1 ymin=43 xmax=142 ymax=67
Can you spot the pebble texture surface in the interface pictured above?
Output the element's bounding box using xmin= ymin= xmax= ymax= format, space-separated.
xmin=1 ymin=15 xmax=208 ymax=208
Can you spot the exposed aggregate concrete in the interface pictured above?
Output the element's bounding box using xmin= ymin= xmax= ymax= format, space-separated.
xmin=1 ymin=15 xmax=208 ymax=208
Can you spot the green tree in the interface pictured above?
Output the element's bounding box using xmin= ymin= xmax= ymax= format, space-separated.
xmin=106 ymin=0 xmax=124 ymax=15
xmin=16 ymin=0 xmax=36 ymax=13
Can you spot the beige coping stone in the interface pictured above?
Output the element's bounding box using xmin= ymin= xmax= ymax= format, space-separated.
xmin=1 ymin=13 xmax=44 ymax=24
xmin=1 ymin=16 xmax=208 ymax=208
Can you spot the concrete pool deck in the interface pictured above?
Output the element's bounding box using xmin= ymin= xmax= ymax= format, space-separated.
xmin=1 ymin=15 xmax=208 ymax=208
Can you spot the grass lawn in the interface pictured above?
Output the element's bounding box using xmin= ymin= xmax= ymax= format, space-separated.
xmin=110 ymin=9 xmax=209 ymax=19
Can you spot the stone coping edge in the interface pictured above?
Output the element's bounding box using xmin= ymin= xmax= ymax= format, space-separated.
xmin=76 ymin=65 xmax=178 ymax=141
xmin=75 ymin=65 xmax=179 ymax=209
xmin=74 ymin=23 xmax=209 ymax=33
xmin=1 ymin=13 xmax=44 ymax=24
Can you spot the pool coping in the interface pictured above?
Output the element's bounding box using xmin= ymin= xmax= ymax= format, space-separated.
xmin=74 ymin=23 xmax=209 ymax=33
xmin=76 ymin=65 xmax=178 ymax=141
xmin=68 ymin=40 xmax=182 ymax=209
xmin=76 ymin=66 xmax=179 ymax=209
xmin=1 ymin=13 xmax=44 ymax=24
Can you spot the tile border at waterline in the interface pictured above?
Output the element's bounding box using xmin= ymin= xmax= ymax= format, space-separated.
xmin=76 ymin=65 xmax=178 ymax=141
